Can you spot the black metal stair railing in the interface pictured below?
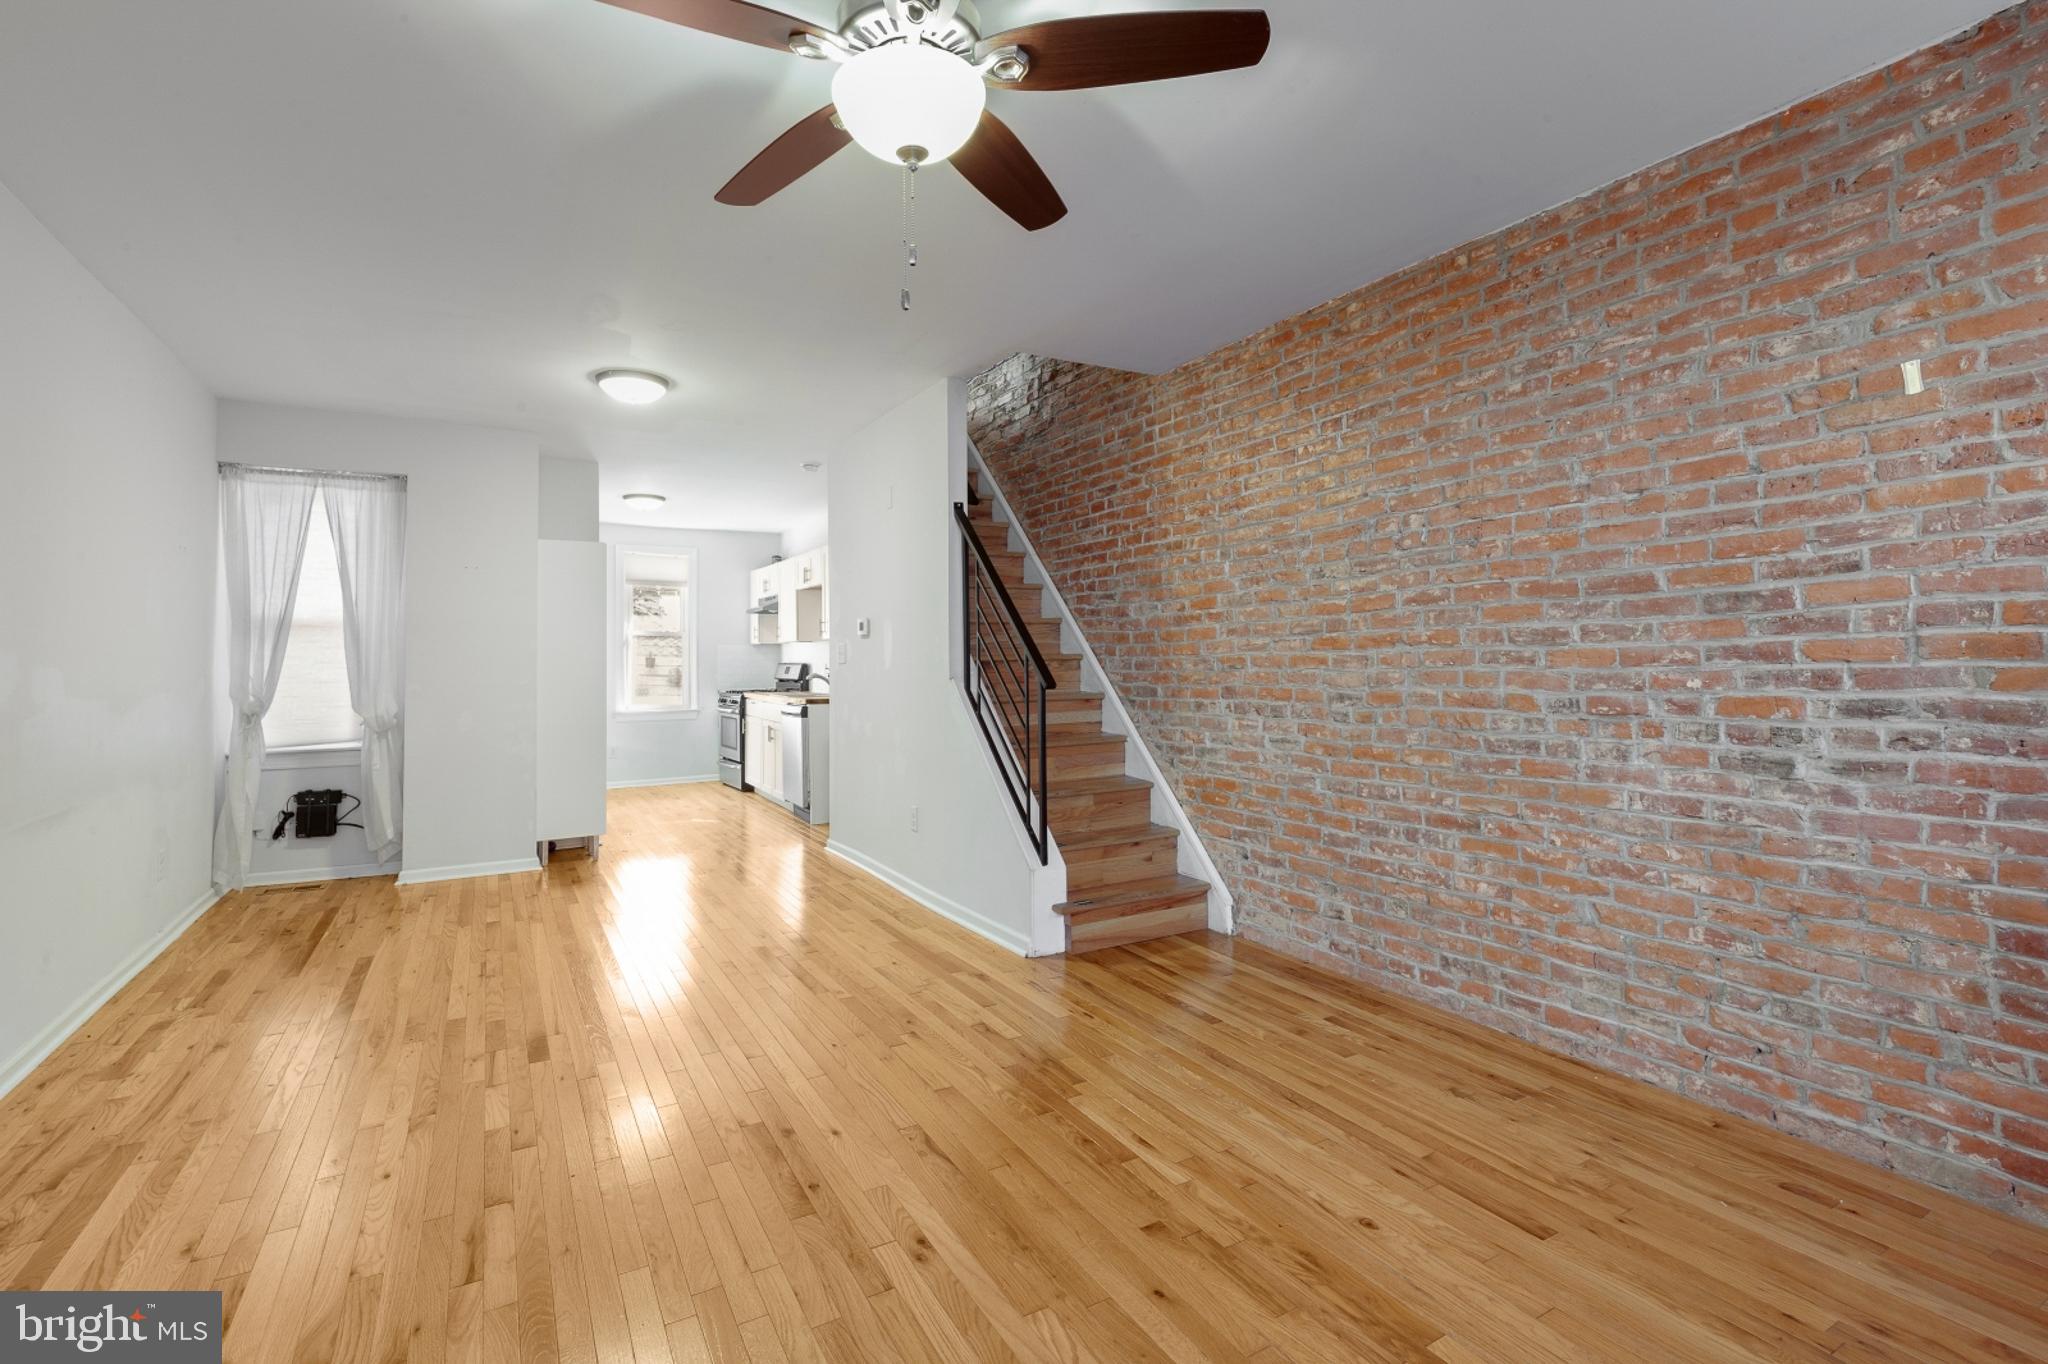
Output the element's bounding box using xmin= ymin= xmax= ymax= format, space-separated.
xmin=954 ymin=500 xmax=1055 ymax=865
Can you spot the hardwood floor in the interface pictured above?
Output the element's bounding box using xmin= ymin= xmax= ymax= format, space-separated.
xmin=3 ymin=782 xmax=2046 ymax=1363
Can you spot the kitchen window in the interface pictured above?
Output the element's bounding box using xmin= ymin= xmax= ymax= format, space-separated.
xmin=265 ymin=488 xmax=363 ymax=750
xmin=620 ymin=549 xmax=693 ymax=712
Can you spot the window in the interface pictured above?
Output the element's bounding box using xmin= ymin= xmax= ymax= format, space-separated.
xmin=265 ymin=489 xmax=362 ymax=749
xmin=621 ymin=549 xmax=692 ymax=711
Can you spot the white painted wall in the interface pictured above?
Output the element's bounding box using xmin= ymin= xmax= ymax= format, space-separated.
xmin=217 ymin=402 xmax=542 ymax=882
xmin=0 ymin=178 xmax=219 ymax=1088
xmin=601 ymin=524 xmax=780 ymax=787
xmin=824 ymin=379 xmax=1050 ymax=954
xmin=780 ymin=510 xmax=829 ymax=558
xmin=780 ymin=640 xmax=832 ymax=676
xmin=539 ymin=456 xmax=599 ymax=541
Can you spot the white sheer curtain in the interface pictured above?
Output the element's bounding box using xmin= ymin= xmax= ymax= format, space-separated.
xmin=324 ymin=473 xmax=407 ymax=865
xmin=212 ymin=465 xmax=320 ymax=891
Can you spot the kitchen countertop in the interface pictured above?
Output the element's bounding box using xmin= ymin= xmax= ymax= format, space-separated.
xmin=743 ymin=692 xmax=831 ymax=704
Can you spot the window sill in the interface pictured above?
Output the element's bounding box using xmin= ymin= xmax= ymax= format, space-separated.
xmin=613 ymin=708 xmax=700 ymax=724
xmin=265 ymin=742 xmax=363 ymax=771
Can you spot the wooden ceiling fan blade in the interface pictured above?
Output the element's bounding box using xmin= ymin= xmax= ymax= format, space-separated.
xmin=980 ymin=11 xmax=1270 ymax=92
xmin=592 ymin=0 xmax=825 ymax=53
xmin=950 ymin=112 xmax=1067 ymax=232
xmin=716 ymin=106 xmax=851 ymax=206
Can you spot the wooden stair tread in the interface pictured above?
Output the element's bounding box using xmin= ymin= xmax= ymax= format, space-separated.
xmin=1041 ymin=726 xmax=1123 ymax=748
xmin=1049 ymin=774 xmax=1151 ymax=796
xmin=1056 ymin=874 xmax=1210 ymax=917
xmin=1045 ymin=706 xmax=1107 ymax=727
xmin=1060 ymin=823 xmax=1179 ymax=851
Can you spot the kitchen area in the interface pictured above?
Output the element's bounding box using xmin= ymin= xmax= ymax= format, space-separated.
xmin=720 ymin=660 xmax=830 ymax=825
xmin=718 ymin=538 xmax=833 ymax=826
xmin=599 ymin=500 xmax=834 ymax=827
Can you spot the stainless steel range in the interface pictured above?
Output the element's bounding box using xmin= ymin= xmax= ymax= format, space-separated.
xmin=717 ymin=690 xmax=750 ymax=790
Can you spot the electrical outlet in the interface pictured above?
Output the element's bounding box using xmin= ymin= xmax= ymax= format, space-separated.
xmin=910 ymin=804 xmax=920 ymax=834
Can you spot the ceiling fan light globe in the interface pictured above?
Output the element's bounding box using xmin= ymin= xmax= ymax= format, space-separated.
xmin=831 ymin=43 xmax=986 ymax=166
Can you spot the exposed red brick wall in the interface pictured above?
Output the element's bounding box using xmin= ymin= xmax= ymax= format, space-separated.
xmin=969 ymin=4 xmax=2048 ymax=1220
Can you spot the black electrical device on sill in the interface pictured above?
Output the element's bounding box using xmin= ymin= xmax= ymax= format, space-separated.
xmin=271 ymin=789 xmax=363 ymax=841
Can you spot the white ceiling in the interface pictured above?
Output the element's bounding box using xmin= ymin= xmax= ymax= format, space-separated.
xmin=0 ymin=0 xmax=2007 ymax=531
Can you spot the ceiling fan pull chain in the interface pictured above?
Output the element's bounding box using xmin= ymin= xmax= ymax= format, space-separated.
xmin=899 ymin=161 xmax=918 ymax=312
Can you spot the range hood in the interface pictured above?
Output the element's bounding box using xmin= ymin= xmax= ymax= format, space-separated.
xmin=748 ymin=596 xmax=780 ymax=615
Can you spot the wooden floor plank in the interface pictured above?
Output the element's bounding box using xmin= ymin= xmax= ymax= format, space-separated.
xmin=1 ymin=781 xmax=2044 ymax=1363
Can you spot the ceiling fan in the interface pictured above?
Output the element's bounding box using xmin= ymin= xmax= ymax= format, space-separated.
xmin=595 ymin=0 xmax=1272 ymax=232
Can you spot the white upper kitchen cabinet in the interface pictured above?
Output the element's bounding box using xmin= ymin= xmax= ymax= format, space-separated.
xmin=810 ymin=547 xmax=830 ymax=640
xmin=774 ymin=559 xmax=799 ymax=644
xmin=748 ymin=548 xmax=828 ymax=644
xmin=749 ymin=563 xmax=780 ymax=645
xmin=789 ymin=548 xmax=829 ymax=643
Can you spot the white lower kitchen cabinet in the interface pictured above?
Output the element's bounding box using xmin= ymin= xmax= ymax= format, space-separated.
xmin=743 ymin=696 xmax=829 ymax=825
xmin=745 ymin=697 xmax=781 ymax=800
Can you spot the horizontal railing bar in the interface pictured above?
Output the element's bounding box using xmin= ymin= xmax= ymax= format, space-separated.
xmin=969 ymin=630 xmax=1034 ymax=776
xmin=974 ymin=635 xmax=1036 ymax=753
xmin=970 ymin=632 xmax=1035 ymax=755
xmin=971 ymin=597 xmax=1034 ymax=713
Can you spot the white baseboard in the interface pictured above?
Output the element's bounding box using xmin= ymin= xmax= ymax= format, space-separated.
xmin=396 ymin=857 xmax=542 ymax=886
xmin=825 ymin=842 xmax=1030 ymax=957
xmin=607 ymin=775 xmax=719 ymax=790
xmin=0 ymin=884 xmax=221 ymax=1103
xmin=244 ymin=862 xmax=396 ymax=888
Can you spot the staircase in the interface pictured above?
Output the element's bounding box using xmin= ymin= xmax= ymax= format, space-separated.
xmin=961 ymin=472 xmax=1212 ymax=954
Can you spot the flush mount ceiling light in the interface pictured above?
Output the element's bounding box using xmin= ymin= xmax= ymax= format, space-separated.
xmin=621 ymin=492 xmax=667 ymax=507
xmin=593 ymin=369 xmax=672 ymax=405
xmin=831 ymin=40 xmax=985 ymax=167
xmin=802 ymin=462 xmax=823 ymax=473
